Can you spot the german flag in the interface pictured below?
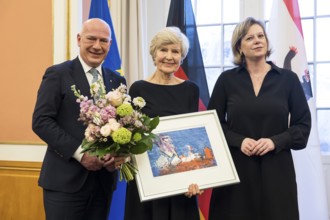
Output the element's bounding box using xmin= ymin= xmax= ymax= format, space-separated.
xmin=166 ymin=0 xmax=210 ymax=111
xmin=166 ymin=0 xmax=211 ymax=219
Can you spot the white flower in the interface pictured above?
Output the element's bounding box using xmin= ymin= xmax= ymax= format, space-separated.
xmin=133 ymin=97 xmax=146 ymax=108
xmin=123 ymin=94 xmax=131 ymax=103
xmin=117 ymin=84 xmax=127 ymax=93
xmin=71 ymin=81 xmax=161 ymax=182
xmin=106 ymin=90 xmax=123 ymax=107
xmin=90 ymin=82 xmax=100 ymax=96
xmin=92 ymin=112 xmax=102 ymax=125
xmin=134 ymin=120 xmax=143 ymax=128
xmin=100 ymin=124 xmax=112 ymax=137
xmin=108 ymin=118 xmax=121 ymax=131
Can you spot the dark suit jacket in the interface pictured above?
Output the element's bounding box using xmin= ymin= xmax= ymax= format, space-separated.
xmin=32 ymin=57 xmax=126 ymax=193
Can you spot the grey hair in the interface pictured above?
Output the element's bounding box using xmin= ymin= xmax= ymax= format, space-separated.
xmin=149 ymin=26 xmax=190 ymax=63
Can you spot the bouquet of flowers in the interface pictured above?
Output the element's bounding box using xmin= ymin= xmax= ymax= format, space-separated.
xmin=71 ymin=80 xmax=159 ymax=182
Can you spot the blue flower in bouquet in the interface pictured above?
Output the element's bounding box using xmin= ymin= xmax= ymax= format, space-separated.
xmin=71 ymin=80 xmax=159 ymax=182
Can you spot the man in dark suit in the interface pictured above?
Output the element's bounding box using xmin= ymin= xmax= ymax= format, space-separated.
xmin=32 ymin=18 xmax=126 ymax=220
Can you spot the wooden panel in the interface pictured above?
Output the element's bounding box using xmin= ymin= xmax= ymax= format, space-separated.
xmin=0 ymin=161 xmax=44 ymax=220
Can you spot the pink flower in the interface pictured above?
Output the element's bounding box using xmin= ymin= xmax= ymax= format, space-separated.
xmin=85 ymin=124 xmax=96 ymax=142
xmin=71 ymin=81 xmax=159 ymax=182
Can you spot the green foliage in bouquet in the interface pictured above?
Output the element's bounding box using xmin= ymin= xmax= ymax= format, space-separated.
xmin=71 ymin=80 xmax=159 ymax=181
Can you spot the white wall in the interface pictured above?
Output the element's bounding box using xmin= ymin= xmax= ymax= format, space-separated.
xmin=0 ymin=144 xmax=46 ymax=162
xmin=145 ymin=0 xmax=171 ymax=78
xmin=323 ymin=157 xmax=330 ymax=219
xmin=53 ymin=0 xmax=82 ymax=64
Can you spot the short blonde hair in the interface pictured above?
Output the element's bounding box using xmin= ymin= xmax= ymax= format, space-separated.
xmin=231 ymin=17 xmax=272 ymax=65
xmin=149 ymin=27 xmax=190 ymax=63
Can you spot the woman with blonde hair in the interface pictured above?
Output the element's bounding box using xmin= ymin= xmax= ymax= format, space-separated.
xmin=124 ymin=26 xmax=202 ymax=220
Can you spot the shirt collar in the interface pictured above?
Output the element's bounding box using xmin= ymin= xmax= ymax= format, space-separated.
xmin=235 ymin=61 xmax=282 ymax=75
xmin=267 ymin=61 xmax=282 ymax=74
xmin=78 ymin=55 xmax=102 ymax=75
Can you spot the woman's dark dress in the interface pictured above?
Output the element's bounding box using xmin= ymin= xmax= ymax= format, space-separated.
xmin=124 ymin=80 xmax=200 ymax=220
xmin=207 ymin=62 xmax=311 ymax=220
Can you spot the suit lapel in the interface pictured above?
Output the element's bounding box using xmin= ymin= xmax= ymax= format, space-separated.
xmin=102 ymin=67 xmax=116 ymax=93
xmin=70 ymin=58 xmax=91 ymax=98
xmin=69 ymin=60 xmax=123 ymax=97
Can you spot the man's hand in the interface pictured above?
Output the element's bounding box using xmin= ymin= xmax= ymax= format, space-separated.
xmin=103 ymin=154 xmax=130 ymax=172
xmin=80 ymin=153 xmax=104 ymax=171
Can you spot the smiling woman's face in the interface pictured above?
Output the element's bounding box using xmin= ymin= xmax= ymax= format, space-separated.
xmin=154 ymin=43 xmax=182 ymax=74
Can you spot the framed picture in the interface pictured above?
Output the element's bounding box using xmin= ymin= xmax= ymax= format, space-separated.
xmin=133 ymin=110 xmax=239 ymax=202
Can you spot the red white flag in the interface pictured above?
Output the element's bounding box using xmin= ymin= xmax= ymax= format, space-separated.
xmin=268 ymin=0 xmax=328 ymax=219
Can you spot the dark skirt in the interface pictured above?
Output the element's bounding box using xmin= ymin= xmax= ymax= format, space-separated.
xmin=124 ymin=180 xmax=200 ymax=220
xmin=209 ymin=149 xmax=299 ymax=220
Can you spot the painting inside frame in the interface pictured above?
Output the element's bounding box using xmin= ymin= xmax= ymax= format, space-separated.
xmin=133 ymin=110 xmax=239 ymax=202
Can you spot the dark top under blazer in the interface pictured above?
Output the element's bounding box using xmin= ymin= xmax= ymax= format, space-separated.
xmin=32 ymin=57 xmax=126 ymax=193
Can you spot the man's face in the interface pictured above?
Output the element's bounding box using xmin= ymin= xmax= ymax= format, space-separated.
xmin=77 ymin=21 xmax=111 ymax=67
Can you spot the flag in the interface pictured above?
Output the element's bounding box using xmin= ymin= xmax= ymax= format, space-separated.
xmin=268 ymin=1 xmax=328 ymax=219
xmin=166 ymin=0 xmax=210 ymax=111
xmin=89 ymin=0 xmax=124 ymax=76
xmin=89 ymin=1 xmax=127 ymax=220
xmin=166 ymin=0 xmax=211 ymax=219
